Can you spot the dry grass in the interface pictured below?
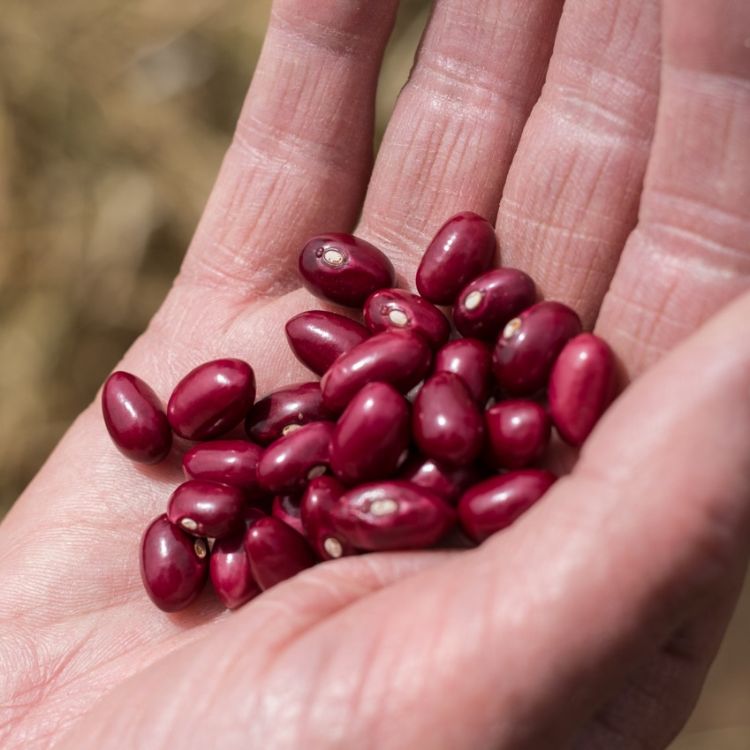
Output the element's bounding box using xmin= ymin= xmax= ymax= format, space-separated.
xmin=0 ymin=2 xmax=746 ymax=747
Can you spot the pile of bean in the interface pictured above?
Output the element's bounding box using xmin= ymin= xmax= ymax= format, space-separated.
xmin=102 ymin=212 xmax=618 ymax=612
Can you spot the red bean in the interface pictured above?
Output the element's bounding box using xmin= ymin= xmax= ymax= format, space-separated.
xmin=257 ymin=421 xmax=335 ymax=494
xmin=285 ymin=311 xmax=370 ymax=376
xmin=245 ymin=382 xmax=332 ymax=445
xmin=363 ymin=289 xmax=450 ymax=349
xmin=416 ymin=212 xmax=497 ymax=304
xmin=321 ymin=331 xmax=432 ymax=412
xmin=182 ymin=439 xmax=263 ymax=493
xmin=167 ymin=359 xmax=255 ymax=440
xmin=485 ymin=400 xmax=550 ymax=469
xmin=549 ymin=333 xmax=618 ymax=446
xmin=301 ymin=476 xmax=356 ymax=560
xmin=102 ymin=371 xmax=172 ymax=464
xmin=399 ymin=456 xmax=481 ymax=505
xmin=299 ymin=233 xmax=395 ymax=307
xmin=167 ymin=479 xmax=246 ymax=539
xmin=492 ymin=301 xmax=582 ymax=395
xmin=327 ymin=481 xmax=456 ymax=551
xmin=413 ymin=373 xmax=484 ymax=467
xmin=140 ymin=514 xmax=208 ymax=612
xmin=433 ymin=338 xmax=492 ymax=403
xmin=244 ymin=516 xmax=316 ymax=590
xmin=209 ymin=530 xmax=261 ymax=610
xmin=330 ymin=382 xmax=410 ymax=485
xmin=271 ymin=493 xmax=305 ymax=535
xmin=457 ymin=470 xmax=557 ymax=542
xmin=453 ymin=268 xmax=536 ymax=341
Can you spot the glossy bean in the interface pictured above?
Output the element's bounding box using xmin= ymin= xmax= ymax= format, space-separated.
xmin=182 ymin=440 xmax=263 ymax=492
xmin=492 ymin=301 xmax=582 ymax=395
xmin=257 ymin=421 xmax=335 ymax=493
xmin=298 ymin=233 xmax=394 ymax=307
xmin=416 ymin=212 xmax=496 ymax=304
xmin=245 ymin=382 xmax=332 ymax=445
xmin=433 ymin=338 xmax=492 ymax=403
xmin=102 ymin=371 xmax=171 ymax=464
xmin=285 ymin=310 xmax=370 ymax=376
xmin=321 ymin=331 xmax=432 ymax=412
xmin=363 ymin=289 xmax=450 ymax=349
xmin=330 ymin=382 xmax=410 ymax=485
xmin=167 ymin=479 xmax=246 ymax=539
xmin=453 ymin=268 xmax=536 ymax=341
xmin=485 ymin=400 xmax=550 ymax=469
xmin=548 ymin=333 xmax=618 ymax=446
xmin=210 ymin=531 xmax=261 ymax=610
xmin=458 ymin=470 xmax=557 ymax=542
xmin=244 ymin=516 xmax=316 ymax=590
xmin=413 ymin=373 xmax=484 ymax=466
xmin=140 ymin=514 xmax=208 ymax=612
xmin=327 ymin=481 xmax=456 ymax=551
xmin=167 ymin=359 xmax=255 ymax=440
xmin=301 ymin=476 xmax=356 ymax=560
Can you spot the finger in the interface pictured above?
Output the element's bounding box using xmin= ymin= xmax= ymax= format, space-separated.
xmin=178 ymin=0 xmax=400 ymax=298
xmin=573 ymin=4 xmax=750 ymax=745
xmin=356 ymin=0 xmax=565 ymax=276
xmin=597 ymin=0 xmax=750 ymax=373
xmin=497 ymin=0 xmax=660 ymax=327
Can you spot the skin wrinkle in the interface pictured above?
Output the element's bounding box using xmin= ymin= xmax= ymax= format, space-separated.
xmin=642 ymin=189 xmax=750 ymax=256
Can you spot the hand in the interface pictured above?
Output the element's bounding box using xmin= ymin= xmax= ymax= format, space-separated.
xmin=1 ymin=0 xmax=748 ymax=747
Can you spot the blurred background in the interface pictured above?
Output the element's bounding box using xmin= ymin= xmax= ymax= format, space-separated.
xmin=0 ymin=1 xmax=747 ymax=746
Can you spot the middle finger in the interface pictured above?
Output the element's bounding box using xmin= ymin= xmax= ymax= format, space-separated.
xmin=356 ymin=0 xmax=565 ymax=278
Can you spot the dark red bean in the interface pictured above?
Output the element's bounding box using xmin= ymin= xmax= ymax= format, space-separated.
xmin=330 ymin=382 xmax=410 ymax=485
xmin=485 ymin=400 xmax=550 ymax=469
xmin=182 ymin=440 xmax=263 ymax=493
xmin=416 ymin=212 xmax=497 ymax=305
xmin=363 ymin=289 xmax=450 ymax=349
xmin=140 ymin=514 xmax=208 ymax=612
xmin=433 ymin=338 xmax=492 ymax=403
xmin=298 ymin=233 xmax=395 ymax=307
xmin=327 ymin=481 xmax=456 ymax=551
xmin=244 ymin=516 xmax=316 ymax=590
xmin=210 ymin=530 xmax=261 ymax=610
xmin=167 ymin=359 xmax=255 ymax=440
xmin=167 ymin=479 xmax=246 ymax=539
xmin=492 ymin=301 xmax=582 ymax=395
xmin=271 ymin=494 xmax=305 ymax=535
xmin=245 ymin=382 xmax=332 ymax=445
xmin=399 ymin=456 xmax=480 ymax=505
xmin=413 ymin=373 xmax=484 ymax=467
xmin=301 ymin=476 xmax=356 ymax=560
xmin=102 ymin=371 xmax=171 ymax=464
xmin=458 ymin=470 xmax=557 ymax=542
xmin=321 ymin=331 xmax=432 ymax=412
xmin=549 ymin=333 xmax=618 ymax=446
xmin=285 ymin=310 xmax=370 ymax=376
xmin=257 ymin=421 xmax=335 ymax=493
xmin=453 ymin=268 xmax=536 ymax=341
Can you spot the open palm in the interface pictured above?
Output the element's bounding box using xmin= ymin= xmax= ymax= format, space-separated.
xmin=2 ymin=0 xmax=749 ymax=747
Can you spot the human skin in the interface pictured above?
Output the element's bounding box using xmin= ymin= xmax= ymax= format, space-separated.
xmin=0 ymin=0 xmax=749 ymax=747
